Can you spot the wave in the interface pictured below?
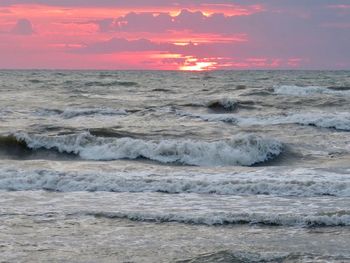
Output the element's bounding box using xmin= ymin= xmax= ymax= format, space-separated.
xmin=177 ymin=111 xmax=350 ymax=131
xmin=151 ymin=88 xmax=172 ymax=92
xmin=85 ymin=80 xmax=139 ymax=87
xmin=1 ymin=168 xmax=349 ymax=197
xmin=178 ymin=251 xmax=347 ymax=263
xmin=184 ymin=98 xmax=255 ymax=112
xmin=28 ymin=79 xmax=42 ymax=84
xmin=177 ymin=111 xmax=238 ymax=124
xmin=36 ymin=107 xmax=128 ymax=119
xmin=274 ymin=85 xmax=350 ymax=96
xmin=84 ymin=210 xmax=350 ymax=227
xmin=0 ymin=135 xmax=28 ymax=152
xmin=12 ymin=132 xmax=282 ymax=166
xmin=277 ymin=112 xmax=350 ymax=130
xmin=1 ymin=190 xmax=349 ymax=227
xmin=206 ymin=98 xmax=238 ymax=112
xmin=328 ymin=86 xmax=350 ymax=91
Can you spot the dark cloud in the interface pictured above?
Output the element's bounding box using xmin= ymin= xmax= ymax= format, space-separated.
xmin=11 ymin=19 xmax=34 ymax=35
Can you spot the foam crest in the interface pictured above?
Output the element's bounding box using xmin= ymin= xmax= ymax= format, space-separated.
xmin=14 ymin=132 xmax=282 ymax=166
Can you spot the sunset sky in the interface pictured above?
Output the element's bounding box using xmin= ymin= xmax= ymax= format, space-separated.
xmin=1 ymin=0 xmax=350 ymax=70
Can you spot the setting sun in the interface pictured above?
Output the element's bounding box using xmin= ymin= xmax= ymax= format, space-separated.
xmin=179 ymin=57 xmax=217 ymax=71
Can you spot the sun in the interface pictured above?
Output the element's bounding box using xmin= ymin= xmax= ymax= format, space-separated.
xmin=179 ymin=57 xmax=217 ymax=71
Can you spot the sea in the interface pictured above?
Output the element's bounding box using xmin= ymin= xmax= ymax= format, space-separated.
xmin=0 ymin=70 xmax=350 ymax=262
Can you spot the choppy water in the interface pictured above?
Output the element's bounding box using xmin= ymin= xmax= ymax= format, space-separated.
xmin=1 ymin=70 xmax=350 ymax=262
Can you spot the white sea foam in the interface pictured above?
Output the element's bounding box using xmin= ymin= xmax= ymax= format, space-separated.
xmin=14 ymin=132 xmax=282 ymax=166
xmin=1 ymin=168 xmax=349 ymax=196
xmin=274 ymin=85 xmax=350 ymax=96
xmin=178 ymin=110 xmax=350 ymax=131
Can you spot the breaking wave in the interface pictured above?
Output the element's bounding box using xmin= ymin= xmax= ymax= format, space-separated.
xmin=12 ymin=132 xmax=282 ymax=166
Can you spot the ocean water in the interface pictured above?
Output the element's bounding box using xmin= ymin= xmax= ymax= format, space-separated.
xmin=0 ymin=70 xmax=350 ymax=262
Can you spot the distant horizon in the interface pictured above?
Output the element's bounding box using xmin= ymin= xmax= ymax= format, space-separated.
xmin=1 ymin=68 xmax=349 ymax=72
xmin=1 ymin=0 xmax=350 ymax=70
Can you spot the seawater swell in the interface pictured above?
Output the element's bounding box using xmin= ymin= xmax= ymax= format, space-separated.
xmin=7 ymin=132 xmax=282 ymax=166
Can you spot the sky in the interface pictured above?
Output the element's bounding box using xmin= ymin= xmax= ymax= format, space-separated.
xmin=0 ymin=0 xmax=350 ymax=70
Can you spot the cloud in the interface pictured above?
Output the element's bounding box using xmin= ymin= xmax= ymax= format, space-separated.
xmin=77 ymin=38 xmax=167 ymax=53
xmin=75 ymin=37 xmax=241 ymax=56
xmin=11 ymin=19 xmax=34 ymax=35
xmin=95 ymin=9 xmax=258 ymax=34
xmin=75 ymin=37 xmax=299 ymax=69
